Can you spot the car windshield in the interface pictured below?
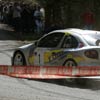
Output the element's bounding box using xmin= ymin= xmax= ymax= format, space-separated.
xmin=82 ymin=33 xmax=100 ymax=46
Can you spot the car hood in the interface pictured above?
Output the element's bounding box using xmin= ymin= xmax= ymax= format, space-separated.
xmin=19 ymin=43 xmax=33 ymax=49
xmin=18 ymin=42 xmax=36 ymax=51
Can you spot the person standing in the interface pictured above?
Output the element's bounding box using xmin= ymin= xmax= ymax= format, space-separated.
xmin=12 ymin=2 xmax=22 ymax=32
xmin=81 ymin=8 xmax=95 ymax=30
xmin=34 ymin=5 xmax=43 ymax=34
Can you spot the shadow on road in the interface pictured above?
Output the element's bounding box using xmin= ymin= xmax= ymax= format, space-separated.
xmin=16 ymin=77 xmax=100 ymax=91
xmin=0 ymin=23 xmax=42 ymax=40
xmin=0 ymin=29 xmax=19 ymax=40
xmin=29 ymin=78 xmax=100 ymax=91
xmin=0 ymin=23 xmax=29 ymax=40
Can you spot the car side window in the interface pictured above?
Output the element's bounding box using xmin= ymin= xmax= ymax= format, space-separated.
xmin=38 ymin=32 xmax=64 ymax=48
xmin=62 ymin=35 xmax=78 ymax=48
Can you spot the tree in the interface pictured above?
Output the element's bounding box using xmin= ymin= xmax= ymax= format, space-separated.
xmin=37 ymin=0 xmax=77 ymax=28
xmin=37 ymin=0 xmax=100 ymax=29
xmin=37 ymin=0 xmax=65 ymax=28
xmin=2 ymin=0 xmax=100 ymax=29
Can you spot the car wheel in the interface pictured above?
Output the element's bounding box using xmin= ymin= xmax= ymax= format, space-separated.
xmin=12 ymin=51 xmax=26 ymax=66
xmin=64 ymin=59 xmax=77 ymax=66
xmin=63 ymin=59 xmax=77 ymax=84
xmin=63 ymin=60 xmax=87 ymax=85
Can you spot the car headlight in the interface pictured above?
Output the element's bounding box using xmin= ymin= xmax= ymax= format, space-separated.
xmin=84 ymin=50 xmax=98 ymax=59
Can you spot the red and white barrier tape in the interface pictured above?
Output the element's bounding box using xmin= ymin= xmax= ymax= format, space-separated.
xmin=0 ymin=65 xmax=100 ymax=79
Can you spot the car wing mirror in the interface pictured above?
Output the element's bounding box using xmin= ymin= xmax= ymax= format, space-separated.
xmin=96 ymin=40 xmax=100 ymax=46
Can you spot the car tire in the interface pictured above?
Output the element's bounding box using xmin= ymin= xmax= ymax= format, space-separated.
xmin=62 ymin=59 xmax=87 ymax=85
xmin=63 ymin=59 xmax=77 ymax=67
xmin=12 ymin=51 xmax=26 ymax=66
xmin=62 ymin=59 xmax=77 ymax=84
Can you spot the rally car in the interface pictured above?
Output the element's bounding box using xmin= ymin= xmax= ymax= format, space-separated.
xmin=12 ymin=28 xmax=100 ymax=67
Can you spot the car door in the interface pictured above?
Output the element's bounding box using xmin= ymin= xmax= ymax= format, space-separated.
xmin=33 ymin=32 xmax=65 ymax=66
xmin=60 ymin=34 xmax=79 ymax=66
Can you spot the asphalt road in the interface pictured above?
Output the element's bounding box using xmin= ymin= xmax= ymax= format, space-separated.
xmin=0 ymin=74 xmax=100 ymax=100
xmin=0 ymin=24 xmax=99 ymax=100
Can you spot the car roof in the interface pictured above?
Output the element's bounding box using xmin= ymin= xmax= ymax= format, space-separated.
xmin=51 ymin=28 xmax=100 ymax=36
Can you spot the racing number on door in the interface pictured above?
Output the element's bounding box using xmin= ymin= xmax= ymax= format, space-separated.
xmin=34 ymin=48 xmax=45 ymax=66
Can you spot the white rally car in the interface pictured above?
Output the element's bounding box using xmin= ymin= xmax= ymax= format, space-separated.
xmin=12 ymin=28 xmax=100 ymax=67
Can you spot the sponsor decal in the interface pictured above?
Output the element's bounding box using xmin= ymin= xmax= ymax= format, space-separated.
xmin=28 ymin=56 xmax=34 ymax=65
xmin=44 ymin=50 xmax=64 ymax=63
xmin=66 ymin=54 xmax=73 ymax=58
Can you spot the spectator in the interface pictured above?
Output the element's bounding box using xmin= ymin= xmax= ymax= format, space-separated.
xmin=29 ymin=5 xmax=36 ymax=33
xmin=3 ymin=5 xmax=9 ymax=23
xmin=81 ymin=8 xmax=95 ymax=30
xmin=12 ymin=2 xmax=22 ymax=32
xmin=7 ymin=4 xmax=13 ymax=26
xmin=21 ymin=4 xmax=30 ymax=32
xmin=0 ymin=1 xmax=45 ymax=35
xmin=34 ymin=5 xmax=43 ymax=34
